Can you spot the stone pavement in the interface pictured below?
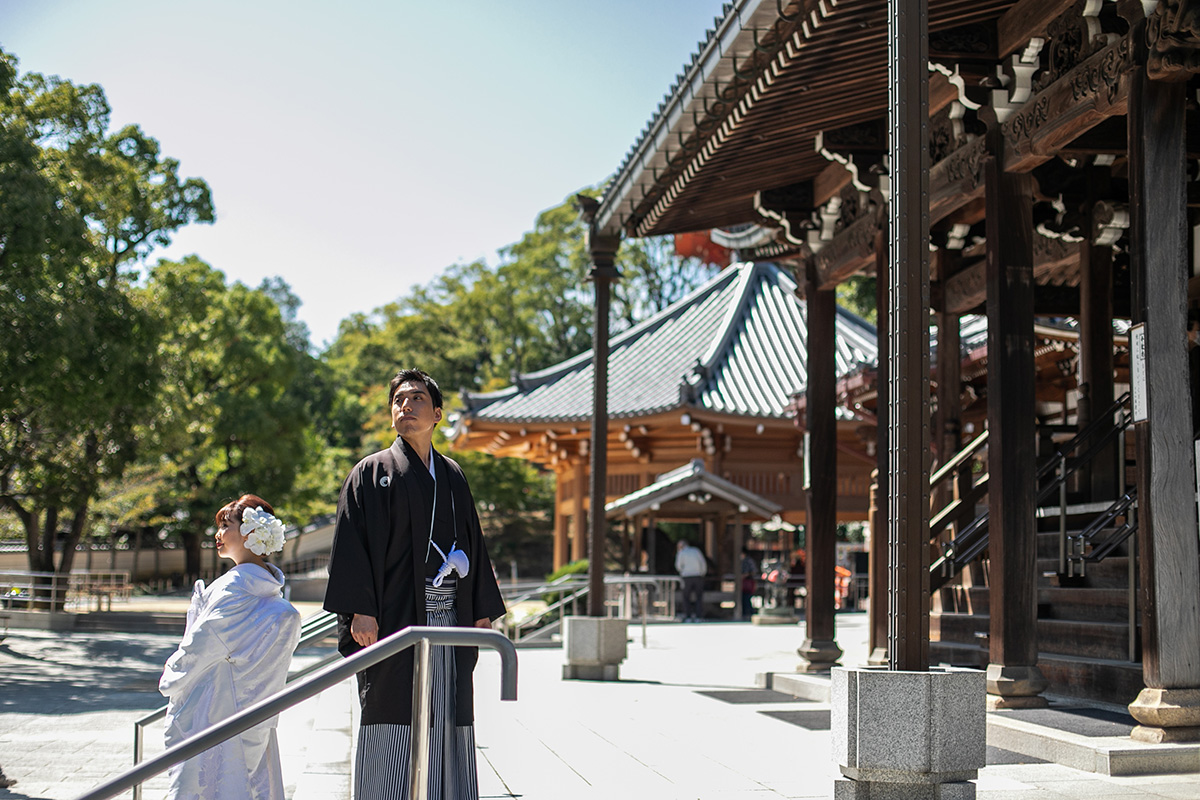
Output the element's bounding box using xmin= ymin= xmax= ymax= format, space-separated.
xmin=1 ymin=608 xmax=1199 ymax=799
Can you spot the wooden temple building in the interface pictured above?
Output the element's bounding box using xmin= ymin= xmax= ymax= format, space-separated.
xmin=450 ymin=261 xmax=879 ymax=579
xmin=553 ymin=0 xmax=1197 ymax=738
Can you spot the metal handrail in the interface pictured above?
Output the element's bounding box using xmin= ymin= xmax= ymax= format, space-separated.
xmin=929 ymin=392 xmax=1134 ymax=589
xmin=929 ymin=429 xmax=988 ymax=489
xmin=80 ymin=626 xmax=517 ymax=800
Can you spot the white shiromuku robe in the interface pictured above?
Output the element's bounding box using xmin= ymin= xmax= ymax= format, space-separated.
xmin=159 ymin=562 xmax=302 ymax=800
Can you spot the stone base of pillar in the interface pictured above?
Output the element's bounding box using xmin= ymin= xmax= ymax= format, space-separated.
xmin=833 ymin=667 xmax=985 ymax=800
xmin=798 ymin=637 xmax=843 ymax=673
xmin=985 ymin=663 xmax=1048 ymax=709
xmin=562 ymin=616 xmax=627 ymax=682
xmin=867 ymin=647 xmax=889 ymax=667
xmin=1128 ymin=688 xmax=1200 ymax=743
xmin=835 ymin=777 xmax=975 ymax=799
xmin=752 ymin=610 xmax=799 ymax=625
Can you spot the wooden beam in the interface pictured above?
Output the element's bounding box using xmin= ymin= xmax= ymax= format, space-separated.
xmin=814 ymin=209 xmax=884 ymax=288
xmin=942 ymin=258 xmax=987 ymax=314
xmin=931 ymin=137 xmax=987 ymax=224
xmin=1003 ymin=35 xmax=1137 ymax=173
xmin=996 ymin=0 xmax=1078 ymax=59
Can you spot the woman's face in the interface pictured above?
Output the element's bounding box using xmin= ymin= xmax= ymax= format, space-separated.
xmin=215 ymin=515 xmax=256 ymax=564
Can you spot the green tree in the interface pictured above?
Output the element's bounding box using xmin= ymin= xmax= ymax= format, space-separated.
xmin=138 ymin=257 xmax=310 ymax=579
xmin=613 ymin=235 xmax=718 ymax=330
xmin=0 ymin=49 xmax=211 ymax=584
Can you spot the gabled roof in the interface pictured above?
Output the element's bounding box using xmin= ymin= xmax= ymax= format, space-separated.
xmin=457 ymin=261 xmax=876 ymax=426
xmin=605 ymin=459 xmax=783 ymax=520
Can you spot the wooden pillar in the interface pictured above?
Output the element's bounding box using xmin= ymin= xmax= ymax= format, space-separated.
xmin=734 ymin=512 xmax=746 ymax=621
xmin=934 ymin=249 xmax=963 ymax=508
xmin=799 ymin=265 xmax=843 ymax=671
xmin=1079 ymin=166 xmax=1118 ymax=500
xmin=984 ymin=130 xmax=1047 ymax=708
xmin=554 ymin=473 xmax=569 ymax=569
xmin=869 ymin=229 xmax=890 ymax=665
xmin=586 ymin=229 xmax=620 ymax=617
xmin=1127 ymin=66 xmax=1200 ymax=742
xmin=646 ymin=511 xmax=657 ymax=575
xmin=885 ymin=0 xmax=931 ymax=672
xmin=572 ymin=462 xmax=587 ymax=563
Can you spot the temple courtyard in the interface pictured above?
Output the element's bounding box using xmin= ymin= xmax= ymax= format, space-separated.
xmin=1 ymin=605 xmax=1198 ymax=799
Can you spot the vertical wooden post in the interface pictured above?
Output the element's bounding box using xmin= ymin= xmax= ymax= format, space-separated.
xmin=734 ymin=512 xmax=746 ymax=621
xmin=572 ymin=464 xmax=587 ymax=563
xmin=586 ymin=231 xmax=620 ymax=617
xmin=1079 ymin=166 xmax=1118 ymax=500
xmin=1126 ymin=66 xmax=1200 ymax=742
xmin=886 ymin=0 xmax=931 ymax=672
xmin=799 ymin=265 xmax=843 ymax=671
xmin=554 ymin=476 xmax=568 ymax=570
xmin=984 ymin=130 xmax=1047 ymax=708
xmin=869 ymin=228 xmax=890 ymax=666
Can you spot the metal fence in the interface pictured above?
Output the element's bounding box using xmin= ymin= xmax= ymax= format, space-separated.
xmin=0 ymin=570 xmax=130 ymax=611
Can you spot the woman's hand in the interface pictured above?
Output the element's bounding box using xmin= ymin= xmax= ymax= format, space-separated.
xmin=351 ymin=613 xmax=379 ymax=646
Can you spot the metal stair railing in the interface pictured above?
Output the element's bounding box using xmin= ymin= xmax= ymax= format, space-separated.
xmin=81 ymin=626 xmax=517 ymax=800
xmin=1072 ymin=485 xmax=1139 ymax=564
xmin=502 ymin=575 xmax=679 ymax=647
xmin=928 ymin=393 xmax=1133 ymax=591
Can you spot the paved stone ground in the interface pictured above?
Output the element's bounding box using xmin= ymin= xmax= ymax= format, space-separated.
xmin=2 ymin=609 xmax=1199 ymax=800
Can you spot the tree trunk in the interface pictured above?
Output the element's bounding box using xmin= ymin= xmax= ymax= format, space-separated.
xmin=182 ymin=528 xmax=202 ymax=583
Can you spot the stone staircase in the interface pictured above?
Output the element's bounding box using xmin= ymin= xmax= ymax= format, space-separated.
xmin=931 ymin=521 xmax=1144 ymax=707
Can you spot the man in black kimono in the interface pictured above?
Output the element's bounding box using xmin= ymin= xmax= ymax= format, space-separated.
xmin=323 ymin=368 xmax=505 ymax=799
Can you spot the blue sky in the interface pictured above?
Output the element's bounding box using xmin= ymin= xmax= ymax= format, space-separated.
xmin=2 ymin=0 xmax=727 ymax=348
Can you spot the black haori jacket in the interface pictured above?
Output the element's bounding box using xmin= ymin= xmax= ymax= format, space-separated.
xmin=323 ymin=437 xmax=506 ymax=726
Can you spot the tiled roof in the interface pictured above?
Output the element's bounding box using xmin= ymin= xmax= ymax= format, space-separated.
xmin=459 ymin=262 xmax=876 ymax=425
xmin=605 ymin=458 xmax=783 ymax=519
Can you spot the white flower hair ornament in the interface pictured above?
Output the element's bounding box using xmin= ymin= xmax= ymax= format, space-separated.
xmin=240 ymin=507 xmax=286 ymax=556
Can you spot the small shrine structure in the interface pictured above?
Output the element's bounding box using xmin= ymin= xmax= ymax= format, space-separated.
xmin=449 ymin=261 xmax=878 ymax=576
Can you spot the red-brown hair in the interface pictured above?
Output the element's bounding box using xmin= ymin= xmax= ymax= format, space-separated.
xmin=215 ymin=494 xmax=276 ymax=528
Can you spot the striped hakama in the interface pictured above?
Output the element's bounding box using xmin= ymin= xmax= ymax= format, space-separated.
xmin=354 ymin=578 xmax=478 ymax=800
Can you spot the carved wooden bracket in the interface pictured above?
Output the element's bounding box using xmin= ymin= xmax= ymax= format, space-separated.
xmin=815 ymin=120 xmax=887 ymax=192
xmin=1003 ymin=32 xmax=1137 ymax=171
xmin=931 ymin=137 xmax=989 ymax=223
xmin=813 ymin=204 xmax=885 ymax=289
xmin=1092 ymin=200 xmax=1131 ymax=245
xmin=1148 ymin=0 xmax=1200 ymax=80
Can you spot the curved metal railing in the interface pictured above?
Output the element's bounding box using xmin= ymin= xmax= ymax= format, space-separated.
xmin=79 ymin=626 xmax=518 ymax=800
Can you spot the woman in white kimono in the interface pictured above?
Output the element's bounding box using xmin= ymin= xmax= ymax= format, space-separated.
xmin=159 ymin=494 xmax=302 ymax=800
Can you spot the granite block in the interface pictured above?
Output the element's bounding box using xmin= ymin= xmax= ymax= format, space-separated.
xmin=834 ymin=666 xmax=986 ymax=783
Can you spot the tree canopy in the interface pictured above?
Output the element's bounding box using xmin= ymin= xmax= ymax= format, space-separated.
xmin=1 ymin=45 xmax=723 ymax=583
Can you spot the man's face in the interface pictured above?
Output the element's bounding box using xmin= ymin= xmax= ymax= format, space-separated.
xmin=391 ymin=380 xmax=443 ymax=440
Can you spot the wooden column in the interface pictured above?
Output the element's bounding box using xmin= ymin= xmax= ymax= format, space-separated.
xmin=885 ymin=0 xmax=931 ymax=672
xmin=984 ymin=130 xmax=1048 ymax=708
xmin=572 ymin=463 xmax=587 ymax=563
xmin=934 ymin=249 xmax=963 ymax=507
xmin=1126 ymin=66 xmax=1200 ymax=742
xmin=868 ymin=229 xmax=890 ymax=665
xmin=799 ymin=265 xmax=843 ymax=671
xmin=734 ymin=512 xmax=746 ymax=621
xmin=554 ymin=473 xmax=569 ymax=569
xmin=586 ymin=229 xmax=619 ymax=616
xmin=1078 ymin=166 xmax=1118 ymax=500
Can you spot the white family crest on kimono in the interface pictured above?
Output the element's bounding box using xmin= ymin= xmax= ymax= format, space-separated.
xmin=159 ymin=562 xmax=301 ymax=800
